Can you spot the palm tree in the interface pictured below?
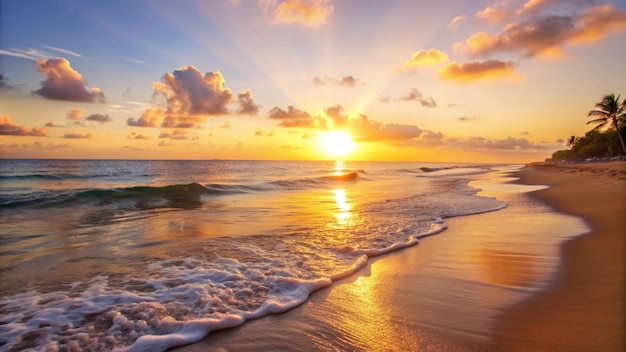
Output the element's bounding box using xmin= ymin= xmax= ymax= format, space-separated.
xmin=566 ymin=135 xmax=578 ymax=149
xmin=587 ymin=94 xmax=626 ymax=154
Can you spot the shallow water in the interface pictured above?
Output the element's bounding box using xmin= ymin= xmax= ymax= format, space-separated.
xmin=0 ymin=159 xmax=508 ymax=351
xmin=170 ymin=166 xmax=590 ymax=352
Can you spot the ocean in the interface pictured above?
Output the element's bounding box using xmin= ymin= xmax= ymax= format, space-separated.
xmin=0 ymin=159 xmax=508 ymax=351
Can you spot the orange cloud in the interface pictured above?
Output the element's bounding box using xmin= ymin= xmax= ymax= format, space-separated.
xmin=33 ymin=58 xmax=105 ymax=103
xmin=399 ymin=49 xmax=449 ymax=72
xmin=67 ymin=109 xmax=85 ymax=120
xmin=128 ymin=132 xmax=150 ymax=140
xmin=570 ymin=4 xmax=626 ymax=43
xmin=460 ymin=4 xmax=626 ymax=57
xmin=0 ymin=116 xmax=48 ymax=136
xmin=127 ymin=108 xmax=163 ymax=128
xmin=158 ymin=130 xmax=191 ymax=140
xmin=476 ymin=2 xmax=512 ymax=24
xmin=439 ymin=60 xmax=519 ymax=82
xmin=268 ymin=104 xmax=425 ymax=142
xmin=268 ymin=0 xmax=333 ymax=28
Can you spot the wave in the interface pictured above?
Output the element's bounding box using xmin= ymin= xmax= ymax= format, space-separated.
xmin=0 ymin=172 xmax=362 ymax=209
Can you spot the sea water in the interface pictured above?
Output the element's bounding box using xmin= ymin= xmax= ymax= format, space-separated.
xmin=0 ymin=159 xmax=506 ymax=351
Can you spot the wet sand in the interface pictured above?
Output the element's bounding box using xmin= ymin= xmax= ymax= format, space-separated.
xmin=492 ymin=162 xmax=626 ymax=351
xmin=172 ymin=162 xmax=625 ymax=351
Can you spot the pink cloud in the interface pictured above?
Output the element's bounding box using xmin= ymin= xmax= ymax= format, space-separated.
xmin=33 ymin=58 xmax=105 ymax=102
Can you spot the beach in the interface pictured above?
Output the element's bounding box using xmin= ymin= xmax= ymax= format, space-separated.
xmin=173 ymin=162 xmax=625 ymax=351
xmin=493 ymin=162 xmax=626 ymax=351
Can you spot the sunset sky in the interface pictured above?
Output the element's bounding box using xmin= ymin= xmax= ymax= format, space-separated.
xmin=1 ymin=0 xmax=625 ymax=162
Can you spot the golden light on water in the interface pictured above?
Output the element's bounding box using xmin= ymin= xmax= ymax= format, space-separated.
xmin=333 ymin=189 xmax=352 ymax=222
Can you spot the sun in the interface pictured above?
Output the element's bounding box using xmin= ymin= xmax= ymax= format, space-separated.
xmin=320 ymin=131 xmax=355 ymax=158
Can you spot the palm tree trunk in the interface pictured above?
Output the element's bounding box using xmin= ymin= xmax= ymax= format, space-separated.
xmin=612 ymin=117 xmax=626 ymax=154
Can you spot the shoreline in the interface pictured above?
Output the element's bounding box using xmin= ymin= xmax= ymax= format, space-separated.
xmin=171 ymin=162 xmax=625 ymax=351
xmin=492 ymin=161 xmax=626 ymax=351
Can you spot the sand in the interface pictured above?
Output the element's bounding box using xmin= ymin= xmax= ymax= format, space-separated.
xmin=493 ymin=162 xmax=626 ymax=351
xmin=172 ymin=162 xmax=625 ymax=351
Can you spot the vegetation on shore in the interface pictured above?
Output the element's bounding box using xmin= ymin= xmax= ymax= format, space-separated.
xmin=549 ymin=94 xmax=626 ymax=162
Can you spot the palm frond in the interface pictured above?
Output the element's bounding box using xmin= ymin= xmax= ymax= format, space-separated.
xmin=586 ymin=119 xmax=608 ymax=130
xmin=588 ymin=108 xmax=610 ymax=118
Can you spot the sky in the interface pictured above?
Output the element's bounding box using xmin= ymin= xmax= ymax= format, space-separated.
xmin=1 ymin=0 xmax=625 ymax=162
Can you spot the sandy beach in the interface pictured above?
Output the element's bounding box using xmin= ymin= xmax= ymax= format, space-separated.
xmin=171 ymin=162 xmax=625 ymax=351
xmin=493 ymin=162 xmax=626 ymax=351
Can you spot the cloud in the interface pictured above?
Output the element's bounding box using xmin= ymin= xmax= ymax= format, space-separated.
xmin=130 ymin=66 xmax=258 ymax=128
xmin=351 ymin=117 xmax=424 ymax=142
xmin=399 ymin=49 xmax=449 ymax=72
xmin=397 ymin=88 xmax=438 ymax=107
xmin=0 ymin=48 xmax=53 ymax=60
xmin=268 ymin=104 xmax=425 ymax=142
xmin=158 ymin=130 xmax=193 ymax=140
xmin=63 ymin=131 xmax=93 ymax=139
xmin=267 ymin=104 xmax=547 ymax=148
xmin=236 ymin=89 xmax=261 ymax=115
xmin=313 ymin=75 xmax=360 ymax=87
xmin=457 ymin=116 xmax=481 ymax=121
xmin=0 ymin=116 xmax=48 ymax=136
xmin=255 ymin=128 xmax=275 ymax=136
xmin=439 ymin=60 xmax=520 ymax=82
xmin=0 ymin=73 xmax=15 ymax=90
xmin=127 ymin=108 xmax=163 ymax=127
xmin=447 ymin=136 xmax=553 ymax=150
xmin=155 ymin=66 xmax=232 ymax=127
xmin=448 ymin=15 xmax=468 ymax=29
xmin=85 ymin=113 xmax=113 ymax=124
xmin=40 ymin=45 xmax=83 ymax=58
xmin=128 ymin=132 xmax=150 ymax=140
xmin=45 ymin=121 xmax=59 ymax=127
xmin=570 ymin=4 xmax=626 ymax=43
xmin=67 ymin=109 xmax=85 ymax=120
xmin=265 ymin=0 xmax=334 ymax=28
xmin=460 ymin=5 xmax=626 ymax=57
xmin=268 ymin=105 xmax=322 ymax=128
xmin=476 ymin=1 xmax=513 ymax=24
xmin=126 ymin=58 xmax=145 ymax=64
xmin=33 ymin=58 xmax=105 ymax=102
xmin=339 ymin=76 xmax=358 ymax=87
xmin=476 ymin=0 xmax=598 ymax=23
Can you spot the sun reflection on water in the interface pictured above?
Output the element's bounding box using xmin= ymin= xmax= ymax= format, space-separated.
xmin=333 ymin=189 xmax=352 ymax=223
xmin=333 ymin=160 xmax=345 ymax=175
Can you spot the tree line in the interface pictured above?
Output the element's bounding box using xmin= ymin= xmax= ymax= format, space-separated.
xmin=549 ymin=94 xmax=626 ymax=161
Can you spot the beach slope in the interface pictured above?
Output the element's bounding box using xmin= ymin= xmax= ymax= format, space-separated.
xmin=492 ymin=162 xmax=626 ymax=351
